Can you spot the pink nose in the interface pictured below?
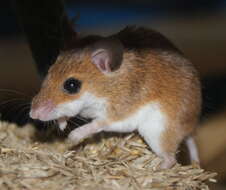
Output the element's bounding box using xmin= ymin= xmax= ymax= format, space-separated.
xmin=30 ymin=100 xmax=54 ymax=121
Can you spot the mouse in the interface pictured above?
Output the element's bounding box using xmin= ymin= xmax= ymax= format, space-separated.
xmin=29 ymin=26 xmax=201 ymax=169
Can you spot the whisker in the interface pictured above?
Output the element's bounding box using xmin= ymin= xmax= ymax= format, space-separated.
xmin=76 ymin=115 xmax=90 ymax=123
xmin=53 ymin=120 xmax=57 ymax=125
xmin=68 ymin=119 xmax=80 ymax=127
xmin=55 ymin=122 xmax=62 ymax=135
xmin=51 ymin=120 xmax=56 ymax=127
xmin=11 ymin=103 xmax=34 ymax=125
xmin=52 ymin=120 xmax=63 ymax=135
xmin=2 ymin=103 xmax=31 ymax=121
xmin=0 ymin=98 xmax=30 ymax=108
xmin=48 ymin=120 xmax=60 ymax=135
xmin=0 ymin=88 xmax=31 ymax=98
xmin=47 ymin=121 xmax=52 ymax=128
xmin=44 ymin=121 xmax=50 ymax=129
xmin=13 ymin=105 xmax=31 ymax=124
xmin=43 ymin=121 xmax=47 ymax=128
xmin=1 ymin=102 xmax=30 ymax=113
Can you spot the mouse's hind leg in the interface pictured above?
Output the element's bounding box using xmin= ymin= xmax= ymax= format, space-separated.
xmin=138 ymin=113 xmax=182 ymax=169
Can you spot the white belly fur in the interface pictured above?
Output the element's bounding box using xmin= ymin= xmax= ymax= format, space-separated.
xmin=104 ymin=102 xmax=167 ymax=156
xmin=104 ymin=102 xmax=166 ymax=134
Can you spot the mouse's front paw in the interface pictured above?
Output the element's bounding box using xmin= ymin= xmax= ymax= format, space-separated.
xmin=67 ymin=129 xmax=85 ymax=145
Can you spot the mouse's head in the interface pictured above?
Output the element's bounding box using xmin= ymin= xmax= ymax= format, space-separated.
xmin=30 ymin=38 xmax=124 ymax=121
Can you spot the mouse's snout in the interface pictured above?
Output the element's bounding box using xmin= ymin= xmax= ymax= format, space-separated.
xmin=30 ymin=98 xmax=55 ymax=121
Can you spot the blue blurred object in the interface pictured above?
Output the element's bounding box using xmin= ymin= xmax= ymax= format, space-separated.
xmin=65 ymin=0 xmax=226 ymax=31
xmin=66 ymin=3 xmax=153 ymax=30
xmin=1 ymin=0 xmax=226 ymax=36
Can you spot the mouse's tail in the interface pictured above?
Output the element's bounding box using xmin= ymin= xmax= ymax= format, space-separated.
xmin=185 ymin=136 xmax=200 ymax=164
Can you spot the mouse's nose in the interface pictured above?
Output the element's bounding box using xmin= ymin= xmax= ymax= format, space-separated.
xmin=30 ymin=100 xmax=54 ymax=121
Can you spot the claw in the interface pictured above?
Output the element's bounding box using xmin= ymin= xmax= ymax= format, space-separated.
xmin=58 ymin=117 xmax=68 ymax=131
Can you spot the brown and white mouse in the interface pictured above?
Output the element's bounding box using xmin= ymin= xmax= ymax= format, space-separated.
xmin=30 ymin=26 xmax=201 ymax=169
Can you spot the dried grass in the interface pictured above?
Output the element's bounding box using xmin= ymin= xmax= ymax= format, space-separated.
xmin=0 ymin=121 xmax=216 ymax=190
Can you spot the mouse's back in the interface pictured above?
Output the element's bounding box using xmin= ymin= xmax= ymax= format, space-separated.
xmin=114 ymin=26 xmax=181 ymax=53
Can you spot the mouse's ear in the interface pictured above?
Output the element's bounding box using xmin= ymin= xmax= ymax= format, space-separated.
xmin=91 ymin=38 xmax=124 ymax=74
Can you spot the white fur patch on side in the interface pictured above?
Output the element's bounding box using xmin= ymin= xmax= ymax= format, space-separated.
xmin=104 ymin=102 xmax=166 ymax=136
xmin=104 ymin=102 xmax=167 ymax=158
xmin=137 ymin=103 xmax=166 ymax=156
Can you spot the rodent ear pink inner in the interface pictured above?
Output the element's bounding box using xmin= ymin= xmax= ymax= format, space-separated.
xmin=90 ymin=38 xmax=124 ymax=73
xmin=91 ymin=49 xmax=111 ymax=73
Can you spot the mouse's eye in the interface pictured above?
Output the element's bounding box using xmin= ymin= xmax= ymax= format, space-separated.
xmin=63 ymin=78 xmax=81 ymax=94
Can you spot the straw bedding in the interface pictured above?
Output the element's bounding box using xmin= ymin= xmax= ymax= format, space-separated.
xmin=0 ymin=121 xmax=216 ymax=190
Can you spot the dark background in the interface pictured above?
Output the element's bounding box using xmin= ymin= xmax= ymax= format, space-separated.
xmin=0 ymin=1 xmax=226 ymax=189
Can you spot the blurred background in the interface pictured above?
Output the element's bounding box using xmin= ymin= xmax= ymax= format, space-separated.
xmin=0 ymin=0 xmax=226 ymax=189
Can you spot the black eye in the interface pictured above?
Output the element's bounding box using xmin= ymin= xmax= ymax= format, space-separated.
xmin=63 ymin=78 xmax=81 ymax=94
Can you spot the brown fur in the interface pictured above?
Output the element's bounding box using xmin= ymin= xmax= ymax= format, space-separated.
xmin=31 ymin=26 xmax=201 ymax=155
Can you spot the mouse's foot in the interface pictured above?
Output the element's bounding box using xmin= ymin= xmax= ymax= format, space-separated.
xmin=68 ymin=127 xmax=89 ymax=145
xmin=159 ymin=155 xmax=176 ymax=169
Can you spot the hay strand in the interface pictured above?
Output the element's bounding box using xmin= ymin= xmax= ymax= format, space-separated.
xmin=0 ymin=121 xmax=216 ymax=190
